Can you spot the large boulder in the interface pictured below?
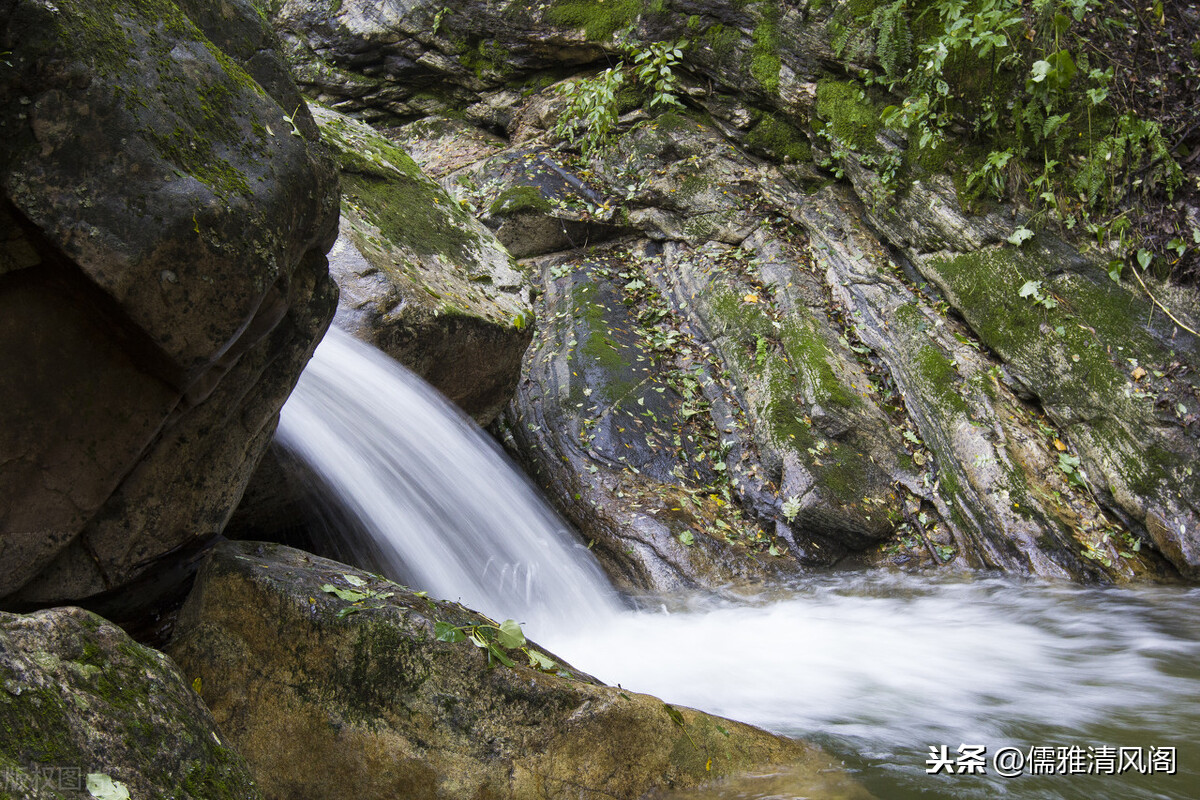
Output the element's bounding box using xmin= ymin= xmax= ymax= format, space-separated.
xmin=0 ymin=0 xmax=339 ymax=605
xmin=314 ymin=104 xmax=533 ymax=425
xmin=168 ymin=540 xmax=871 ymax=800
xmin=0 ymin=606 xmax=260 ymax=799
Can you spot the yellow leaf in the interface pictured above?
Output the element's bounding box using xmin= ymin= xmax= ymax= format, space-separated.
xmin=1053 ymin=438 xmax=1067 ymax=451
xmin=192 ymin=677 xmax=202 ymax=694
xmin=743 ymin=294 xmax=759 ymax=303
xmin=705 ymin=758 xmax=712 ymax=771
xmin=1131 ymin=366 xmax=1147 ymax=381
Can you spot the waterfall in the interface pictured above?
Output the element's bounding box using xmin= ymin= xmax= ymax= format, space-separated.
xmin=275 ymin=326 xmax=623 ymax=632
xmin=276 ymin=327 xmax=1200 ymax=800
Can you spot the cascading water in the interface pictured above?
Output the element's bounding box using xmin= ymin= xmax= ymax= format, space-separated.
xmin=278 ymin=328 xmax=1200 ymax=800
xmin=276 ymin=326 xmax=623 ymax=632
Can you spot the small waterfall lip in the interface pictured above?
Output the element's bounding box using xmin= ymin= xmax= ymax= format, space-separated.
xmin=276 ymin=326 xmax=624 ymax=634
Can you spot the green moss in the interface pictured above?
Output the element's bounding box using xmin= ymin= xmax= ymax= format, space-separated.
xmin=781 ymin=319 xmax=859 ymax=410
xmin=750 ymin=4 xmax=782 ymax=95
xmin=702 ymin=23 xmax=740 ymax=61
xmin=0 ymin=686 xmax=75 ymax=765
xmin=914 ymin=345 xmax=969 ymax=414
xmin=54 ymin=0 xmax=269 ymax=200
xmin=547 ymin=0 xmax=642 ymax=41
xmin=459 ymin=37 xmax=515 ymax=79
xmin=321 ymin=115 xmax=479 ymax=262
xmin=745 ymin=113 xmax=812 ymax=162
xmin=489 ymin=185 xmax=553 ymax=216
xmin=815 ymin=80 xmax=882 ymax=154
xmin=927 ymin=246 xmax=1128 ymax=401
xmin=571 ymin=282 xmax=638 ymax=401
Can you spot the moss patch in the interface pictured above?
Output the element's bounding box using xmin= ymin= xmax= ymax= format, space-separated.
xmin=746 ymin=113 xmax=812 ymax=163
xmin=489 ymin=185 xmax=553 ymax=217
xmin=547 ymin=0 xmax=642 ymax=41
xmin=815 ymin=80 xmax=882 ymax=154
xmin=319 ymin=110 xmax=479 ymax=262
xmin=750 ymin=4 xmax=782 ymax=95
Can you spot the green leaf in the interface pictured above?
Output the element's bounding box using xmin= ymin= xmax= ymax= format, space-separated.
xmin=1018 ymin=280 xmax=1042 ymax=298
xmin=678 ymin=530 xmax=695 ymax=546
xmin=528 ymin=650 xmax=557 ymax=670
xmin=87 ymin=774 xmax=131 ymax=800
xmin=1137 ymin=249 xmax=1152 ymax=270
xmin=336 ymin=606 xmax=363 ymax=619
xmin=320 ymin=584 xmax=370 ymax=602
xmin=487 ymin=643 xmax=516 ymax=668
xmin=497 ymin=619 xmax=526 ymax=649
xmin=1007 ymin=227 xmax=1034 ymax=247
xmin=342 ymin=574 xmax=367 ymax=587
xmin=435 ymin=621 xmax=466 ymax=643
xmin=663 ymin=703 xmax=686 ymax=726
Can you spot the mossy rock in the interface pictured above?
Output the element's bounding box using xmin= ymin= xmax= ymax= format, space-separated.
xmin=312 ymin=104 xmax=533 ymax=425
xmin=168 ymin=540 xmax=872 ymax=800
xmin=745 ymin=113 xmax=812 ymax=163
xmin=0 ymin=607 xmax=260 ymax=800
xmin=0 ymin=0 xmax=338 ymax=605
xmin=815 ymin=79 xmax=882 ymax=155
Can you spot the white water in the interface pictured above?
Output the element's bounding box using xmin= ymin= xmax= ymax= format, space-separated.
xmin=278 ymin=329 xmax=1200 ymax=800
xmin=276 ymin=327 xmax=623 ymax=632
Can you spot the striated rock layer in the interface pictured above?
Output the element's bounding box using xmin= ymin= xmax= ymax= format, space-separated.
xmin=264 ymin=0 xmax=1199 ymax=585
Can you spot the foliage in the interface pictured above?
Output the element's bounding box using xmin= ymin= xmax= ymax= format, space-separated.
xmin=839 ymin=0 xmax=1195 ymax=278
xmin=555 ymin=38 xmax=687 ymax=154
xmin=435 ymin=617 xmax=563 ymax=673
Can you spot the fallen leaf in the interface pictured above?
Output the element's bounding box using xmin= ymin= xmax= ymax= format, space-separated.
xmin=1053 ymin=438 xmax=1067 ymax=451
xmin=1131 ymin=366 xmax=1147 ymax=381
xmin=743 ymin=294 xmax=760 ymax=303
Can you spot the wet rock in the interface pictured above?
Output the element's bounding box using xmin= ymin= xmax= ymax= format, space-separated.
xmin=0 ymin=0 xmax=338 ymax=605
xmin=313 ymin=104 xmax=532 ymax=424
xmin=168 ymin=540 xmax=870 ymax=800
xmin=264 ymin=0 xmax=1198 ymax=583
xmin=0 ymin=606 xmax=259 ymax=799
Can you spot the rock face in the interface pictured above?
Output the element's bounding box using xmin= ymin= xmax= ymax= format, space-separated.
xmin=264 ymin=0 xmax=1200 ymax=586
xmin=0 ymin=0 xmax=339 ymax=605
xmin=168 ymin=540 xmax=871 ymax=800
xmin=314 ymin=104 xmax=532 ymax=425
xmin=0 ymin=606 xmax=260 ymax=799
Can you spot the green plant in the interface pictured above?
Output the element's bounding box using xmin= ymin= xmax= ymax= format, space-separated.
xmin=555 ymin=38 xmax=687 ymax=154
xmin=857 ymin=0 xmax=1186 ymax=269
xmin=434 ymin=618 xmax=561 ymax=672
xmin=781 ymin=495 xmax=801 ymax=522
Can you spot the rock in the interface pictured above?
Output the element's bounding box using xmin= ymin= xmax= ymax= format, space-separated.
xmin=0 ymin=606 xmax=260 ymax=799
xmin=0 ymin=0 xmax=339 ymax=605
xmin=313 ymin=104 xmax=532 ymax=425
xmin=261 ymin=0 xmax=1198 ymax=583
xmin=168 ymin=540 xmax=870 ymax=800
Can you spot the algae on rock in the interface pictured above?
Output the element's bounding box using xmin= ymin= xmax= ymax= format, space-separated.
xmin=168 ymin=540 xmax=872 ymax=800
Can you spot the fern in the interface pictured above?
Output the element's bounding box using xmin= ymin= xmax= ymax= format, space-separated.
xmin=872 ymin=0 xmax=912 ymax=81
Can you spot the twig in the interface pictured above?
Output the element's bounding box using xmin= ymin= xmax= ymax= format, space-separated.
xmin=1129 ymin=262 xmax=1199 ymax=337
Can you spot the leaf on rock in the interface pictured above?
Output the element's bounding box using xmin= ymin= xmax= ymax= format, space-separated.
xmin=434 ymin=621 xmax=466 ymax=643
xmin=87 ymin=774 xmax=130 ymax=800
xmin=498 ymin=619 xmax=526 ymax=649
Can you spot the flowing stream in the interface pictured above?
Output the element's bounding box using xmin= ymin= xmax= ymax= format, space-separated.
xmin=278 ymin=328 xmax=1200 ymax=800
